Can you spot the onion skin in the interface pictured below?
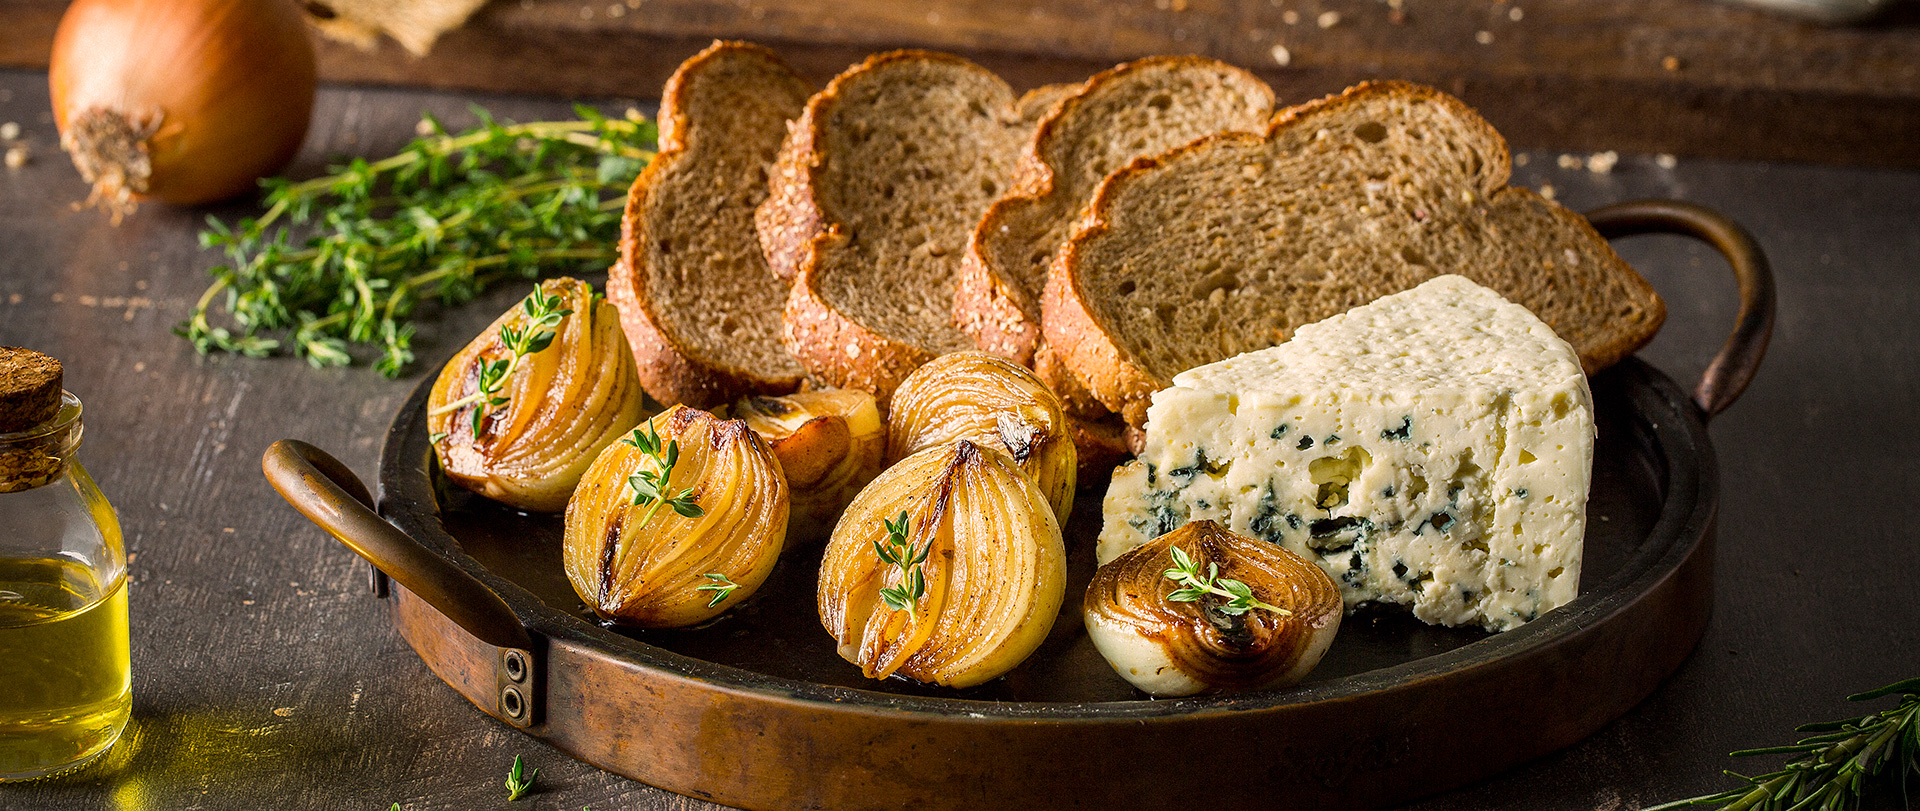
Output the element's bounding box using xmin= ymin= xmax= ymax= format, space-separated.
xmin=729 ymin=388 xmax=885 ymax=545
xmin=429 ymin=278 xmax=647 ymax=512
xmin=49 ymin=0 xmax=316 ymax=217
xmin=563 ymin=405 xmax=790 ymax=627
xmin=887 ymin=351 xmax=1076 ymax=523
xmin=819 ymin=440 xmax=1065 ymax=688
xmin=1084 ymin=520 xmax=1342 ymax=697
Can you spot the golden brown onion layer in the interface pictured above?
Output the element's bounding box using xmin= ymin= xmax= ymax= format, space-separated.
xmin=428 ymin=277 xmax=647 ymax=512
xmin=886 ymin=351 xmax=1075 ymax=522
xmin=730 ymin=387 xmax=885 ymax=544
xmin=818 ymin=440 xmax=1064 ymax=688
xmin=563 ymin=405 xmax=789 ymax=627
xmin=1083 ymin=520 xmax=1341 ymax=696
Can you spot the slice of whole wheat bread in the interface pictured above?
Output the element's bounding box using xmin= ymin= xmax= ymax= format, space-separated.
xmin=955 ymin=56 xmax=1275 ymax=367
xmin=758 ymin=50 xmax=1031 ymax=402
xmin=1044 ymin=80 xmax=1666 ymax=427
xmin=609 ymin=41 xmax=813 ymax=408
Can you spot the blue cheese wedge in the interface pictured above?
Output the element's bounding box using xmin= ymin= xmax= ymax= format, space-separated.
xmin=1099 ymin=275 xmax=1595 ymax=631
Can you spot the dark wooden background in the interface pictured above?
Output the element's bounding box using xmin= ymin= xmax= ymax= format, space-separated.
xmin=2 ymin=0 xmax=1920 ymax=167
xmin=0 ymin=8 xmax=1918 ymax=808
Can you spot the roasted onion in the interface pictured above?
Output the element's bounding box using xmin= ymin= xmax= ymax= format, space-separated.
xmin=887 ymin=351 xmax=1076 ymax=523
xmin=564 ymin=405 xmax=790 ymax=627
xmin=49 ymin=0 xmax=316 ymax=220
xmin=819 ymin=440 xmax=1064 ymax=688
xmin=1084 ymin=520 xmax=1342 ymax=697
xmin=428 ymin=278 xmax=647 ymax=512
xmin=729 ymin=388 xmax=885 ymax=545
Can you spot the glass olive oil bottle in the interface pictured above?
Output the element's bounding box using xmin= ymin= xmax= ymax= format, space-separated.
xmin=0 ymin=349 xmax=129 ymax=781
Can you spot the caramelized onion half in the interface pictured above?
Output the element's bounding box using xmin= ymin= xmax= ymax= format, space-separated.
xmin=1084 ymin=520 xmax=1341 ymax=697
xmin=429 ymin=278 xmax=646 ymax=512
xmin=729 ymin=388 xmax=885 ymax=544
xmin=887 ymin=352 xmax=1076 ymax=523
xmin=819 ymin=440 xmax=1064 ymax=688
xmin=563 ymin=405 xmax=789 ymax=627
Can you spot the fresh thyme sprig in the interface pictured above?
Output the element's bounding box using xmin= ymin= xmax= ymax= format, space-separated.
xmin=504 ymin=754 xmax=538 ymax=801
xmin=697 ymin=573 xmax=740 ymax=608
xmin=1643 ymin=677 xmax=1920 ymax=811
xmin=1163 ymin=545 xmax=1290 ymax=617
xmin=874 ymin=511 xmax=930 ymax=612
xmin=621 ymin=422 xmax=704 ymax=528
xmin=179 ymin=104 xmax=656 ymax=377
xmin=426 ymin=286 xmax=571 ymax=437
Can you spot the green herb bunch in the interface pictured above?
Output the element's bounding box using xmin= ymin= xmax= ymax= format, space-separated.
xmin=427 ymin=286 xmax=571 ymax=437
xmin=1646 ymin=677 xmax=1920 ymax=811
xmin=1163 ymin=545 xmax=1289 ymax=617
xmin=874 ymin=510 xmax=930 ymax=612
xmin=621 ymin=422 xmax=704 ymax=527
xmin=180 ymin=105 xmax=656 ymax=377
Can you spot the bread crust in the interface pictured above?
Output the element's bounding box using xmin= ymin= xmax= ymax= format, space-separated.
xmin=611 ymin=40 xmax=813 ymax=409
xmin=761 ymin=49 xmax=1019 ymax=403
xmin=1044 ymin=80 xmax=1665 ymax=427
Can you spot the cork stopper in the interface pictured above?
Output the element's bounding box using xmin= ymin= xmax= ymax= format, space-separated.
xmin=0 ymin=348 xmax=64 ymax=434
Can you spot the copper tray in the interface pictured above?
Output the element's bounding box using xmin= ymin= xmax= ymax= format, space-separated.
xmin=265 ymin=199 xmax=1773 ymax=810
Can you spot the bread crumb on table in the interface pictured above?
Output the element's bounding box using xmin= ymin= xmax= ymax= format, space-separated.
xmin=1282 ymin=9 xmax=1299 ymax=24
xmin=1270 ymin=44 xmax=1292 ymax=66
xmin=0 ymin=122 xmax=18 ymax=141
xmin=1538 ymin=183 xmax=1556 ymax=200
xmin=1655 ymin=154 xmax=1678 ymax=169
xmin=1317 ymin=10 xmax=1340 ymax=27
xmin=1585 ymin=151 xmax=1619 ymax=174
xmin=1509 ymin=6 xmax=1523 ymax=20
xmin=1475 ymin=30 xmax=1494 ymax=44
xmin=1557 ymin=154 xmax=1583 ymax=169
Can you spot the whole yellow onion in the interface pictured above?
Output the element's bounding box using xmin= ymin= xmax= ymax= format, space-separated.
xmin=728 ymin=387 xmax=885 ymax=545
xmin=819 ymin=440 xmax=1064 ymax=688
xmin=49 ymin=0 xmax=316 ymax=219
xmin=428 ymin=278 xmax=647 ymax=512
xmin=564 ymin=405 xmax=789 ymax=627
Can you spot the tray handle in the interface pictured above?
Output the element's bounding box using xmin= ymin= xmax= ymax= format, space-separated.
xmin=1585 ymin=199 xmax=1776 ymax=419
xmin=262 ymin=439 xmax=534 ymax=652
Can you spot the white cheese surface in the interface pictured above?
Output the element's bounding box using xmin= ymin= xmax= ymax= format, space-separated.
xmin=1099 ymin=275 xmax=1595 ymax=631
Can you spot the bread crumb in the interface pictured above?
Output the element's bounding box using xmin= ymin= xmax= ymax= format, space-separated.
xmin=1475 ymin=30 xmax=1494 ymax=44
xmin=1172 ymin=0 xmax=1189 ymax=10
xmin=1586 ymin=150 xmax=1618 ymax=174
xmin=607 ymin=3 xmax=625 ymax=16
xmin=1662 ymin=55 xmax=1684 ymax=71
xmin=1387 ymin=0 xmax=1404 ymax=9
xmin=4 ymin=144 xmax=27 ymax=170
xmin=1317 ymin=10 xmax=1340 ymax=27
xmin=1508 ymin=6 xmax=1523 ymax=20
xmin=578 ymin=4 xmax=593 ymax=18
xmin=0 ymin=122 xmax=17 ymax=141
xmin=1514 ymin=153 xmax=1530 ymax=167
xmin=273 ymin=707 xmax=293 ymax=717
xmin=1282 ymin=9 xmax=1300 ymax=24
xmin=1270 ymin=44 xmax=1292 ymax=66
xmin=845 ymin=342 xmax=862 ymax=359
xmin=1556 ymin=154 xmax=1583 ymax=169
xmin=1538 ymin=183 xmax=1556 ymax=200
xmin=1655 ymin=153 xmax=1678 ymax=169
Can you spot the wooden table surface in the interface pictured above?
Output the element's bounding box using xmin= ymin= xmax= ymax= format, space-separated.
xmin=1 ymin=64 xmax=1918 ymax=810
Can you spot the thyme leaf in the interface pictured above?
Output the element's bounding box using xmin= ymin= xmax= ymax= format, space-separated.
xmin=697 ymin=573 xmax=741 ymax=608
xmin=620 ymin=422 xmax=703 ymax=529
xmin=1163 ymin=545 xmax=1289 ymax=617
xmin=504 ymin=754 xmax=538 ymax=801
xmin=874 ymin=511 xmax=929 ymax=612
xmin=178 ymin=104 xmax=657 ymax=377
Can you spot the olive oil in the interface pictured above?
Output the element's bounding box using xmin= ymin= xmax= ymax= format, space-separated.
xmin=0 ymin=558 xmax=130 ymax=781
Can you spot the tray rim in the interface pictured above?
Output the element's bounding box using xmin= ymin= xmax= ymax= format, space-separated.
xmin=376 ymin=355 xmax=1711 ymax=721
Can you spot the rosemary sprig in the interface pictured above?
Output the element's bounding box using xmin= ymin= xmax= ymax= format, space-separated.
xmin=621 ymin=423 xmax=704 ymax=528
xmin=178 ymin=104 xmax=656 ymax=377
xmin=426 ymin=286 xmax=571 ymax=437
xmin=504 ymin=754 xmax=538 ymax=801
xmin=874 ymin=511 xmax=930 ymax=612
xmin=1643 ymin=677 xmax=1920 ymax=811
xmin=1163 ymin=545 xmax=1290 ymax=617
xmin=697 ymin=573 xmax=740 ymax=608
